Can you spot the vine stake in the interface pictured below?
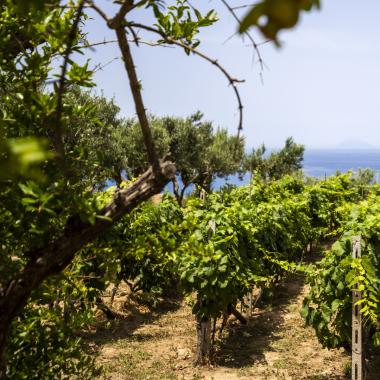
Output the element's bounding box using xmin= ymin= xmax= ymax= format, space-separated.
xmin=352 ymin=236 xmax=363 ymax=380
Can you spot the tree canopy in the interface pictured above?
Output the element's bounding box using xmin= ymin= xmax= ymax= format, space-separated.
xmin=0 ymin=0 xmax=321 ymax=378
xmin=245 ymin=137 xmax=305 ymax=180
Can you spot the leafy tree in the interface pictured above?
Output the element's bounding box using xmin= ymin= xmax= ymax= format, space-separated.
xmin=114 ymin=115 xmax=171 ymax=180
xmin=245 ymin=143 xmax=267 ymax=180
xmin=119 ymin=113 xmax=245 ymax=205
xmin=356 ymin=168 xmax=375 ymax=185
xmin=0 ymin=0 xmax=322 ymax=376
xmin=196 ymin=127 xmax=245 ymax=193
xmin=165 ymin=114 xmax=245 ymax=201
xmin=246 ymin=137 xmax=304 ymax=181
xmin=62 ymin=87 xmax=131 ymax=186
xmin=354 ymin=168 xmax=375 ymax=199
xmin=0 ymin=0 xmax=227 ymax=376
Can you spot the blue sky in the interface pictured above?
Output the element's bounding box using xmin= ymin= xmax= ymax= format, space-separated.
xmin=82 ymin=1 xmax=380 ymax=149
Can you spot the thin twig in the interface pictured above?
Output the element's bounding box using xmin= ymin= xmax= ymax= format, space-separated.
xmin=128 ymin=22 xmax=245 ymax=133
xmin=81 ymin=38 xmax=173 ymax=50
xmin=220 ymin=0 xmax=264 ymax=72
xmin=93 ymin=57 xmax=120 ymax=73
xmin=251 ymin=39 xmax=273 ymax=47
xmin=231 ymin=3 xmax=259 ymax=10
xmin=127 ymin=25 xmax=140 ymax=46
xmin=222 ymin=31 xmax=238 ymax=45
xmin=86 ymin=1 xmax=109 ymax=22
xmin=60 ymin=0 xmax=147 ymax=16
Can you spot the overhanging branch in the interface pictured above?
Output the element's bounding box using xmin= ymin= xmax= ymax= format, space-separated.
xmin=128 ymin=22 xmax=245 ymax=135
xmin=220 ymin=0 xmax=264 ymax=72
xmin=0 ymin=160 xmax=175 ymax=331
xmin=113 ymin=25 xmax=161 ymax=175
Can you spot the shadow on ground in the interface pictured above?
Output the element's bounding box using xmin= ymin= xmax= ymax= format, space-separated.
xmin=211 ymin=240 xmax=380 ymax=380
xmin=84 ymin=294 xmax=183 ymax=346
xmin=215 ymin=273 xmax=305 ymax=369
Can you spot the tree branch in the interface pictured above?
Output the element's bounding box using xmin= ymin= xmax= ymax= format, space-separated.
xmin=80 ymin=38 xmax=173 ymax=50
xmin=108 ymin=0 xmax=134 ymax=29
xmin=110 ymin=21 xmax=161 ymax=175
xmin=220 ymin=0 xmax=264 ymax=72
xmin=87 ymin=1 xmax=162 ymax=175
xmin=86 ymin=1 xmax=110 ymax=23
xmin=128 ymin=22 xmax=245 ymax=134
xmin=172 ymin=178 xmax=180 ymax=201
xmin=179 ymin=182 xmax=190 ymax=206
xmin=0 ymin=160 xmax=175 ymax=338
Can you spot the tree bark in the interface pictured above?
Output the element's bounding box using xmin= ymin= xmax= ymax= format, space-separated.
xmin=114 ymin=24 xmax=160 ymax=176
xmin=195 ymin=315 xmax=211 ymax=366
xmin=0 ymin=160 xmax=175 ymax=379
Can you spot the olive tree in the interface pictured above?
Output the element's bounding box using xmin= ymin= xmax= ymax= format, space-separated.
xmin=0 ymin=0 xmax=245 ymax=376
xmin=0 ymin=0 xmax=320 ymax=376
xmin=121 ymin=113 xmax=245 ymax=205
xmin=246 ymin=137 xmax=304 ymax=180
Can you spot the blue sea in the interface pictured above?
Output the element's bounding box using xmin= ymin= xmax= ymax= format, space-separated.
xmin=211 ymin=149 xmax=380 ymax=189
xmin=303 ymin=149 xmax=380 ymax=177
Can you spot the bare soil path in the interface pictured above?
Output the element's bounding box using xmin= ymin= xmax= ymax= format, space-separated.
xmin=89 ymin=271 xmax=353 ymax=380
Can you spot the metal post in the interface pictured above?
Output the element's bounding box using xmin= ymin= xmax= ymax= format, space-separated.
xmin=352 ymin=236 xmax=362 ymax=380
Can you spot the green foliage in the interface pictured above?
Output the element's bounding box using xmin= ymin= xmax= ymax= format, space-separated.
xmin=301 ymin=238 xmax=353 ymax=349
xmin=1 ymin=0 xmax=373 ymax=376
xmin=303 ymin=193 xmax=380 ymax=349
xmin=152 ymin=0 xmax=218 ymax=51
xmin=62 ymin=87 xmax=132 ymax=186
xmin=352 ymin=168 xmax=375 ymax=199
xmin=119 ymin=113 xmax=245 ymax=196
xmin=0 ymin=0 xmax=86 ymax=179
xmin=7 ymin=277 xmax=98 ymax=379
xmin=113 ymin=195 xmax=183 ymax=297
xmin=0 ymin=1 xmax=119 ymax=376
xmin=306 ymin=173 xmax=358 ymax=238
xmin=356 ymin=168 xmax=375 ymax=185
xmin=0 ymin=137 xmax=53 ymax=180
xmin=0 ymin=0 xmax=236 ymax=370
xmin=246 ymin=137 xmax=304 ymax=181
xmin=100 ymin=174 xmax=359 ymax=323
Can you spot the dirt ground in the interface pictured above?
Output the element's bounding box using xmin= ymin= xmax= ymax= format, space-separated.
xmin=85 ymin=268 xmax=370 ymax=380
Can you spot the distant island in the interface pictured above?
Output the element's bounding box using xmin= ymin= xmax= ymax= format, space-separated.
xmin=334 ymin=138 xmax=379 ymax=150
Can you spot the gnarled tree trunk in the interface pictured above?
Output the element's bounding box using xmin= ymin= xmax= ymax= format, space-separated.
xmin=0 ymin=161 xmax=175 ymax=379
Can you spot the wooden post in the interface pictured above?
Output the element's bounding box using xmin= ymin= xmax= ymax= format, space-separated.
xmin=207 ymin=220 xmax=216 ymax=237
xmin=352 ymin=236 xmax=362 ymax=380
xmin=200 ymin=189 xmax=206 ymax=202
xmin=195 ymin=219 xmax=215 ymax=365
